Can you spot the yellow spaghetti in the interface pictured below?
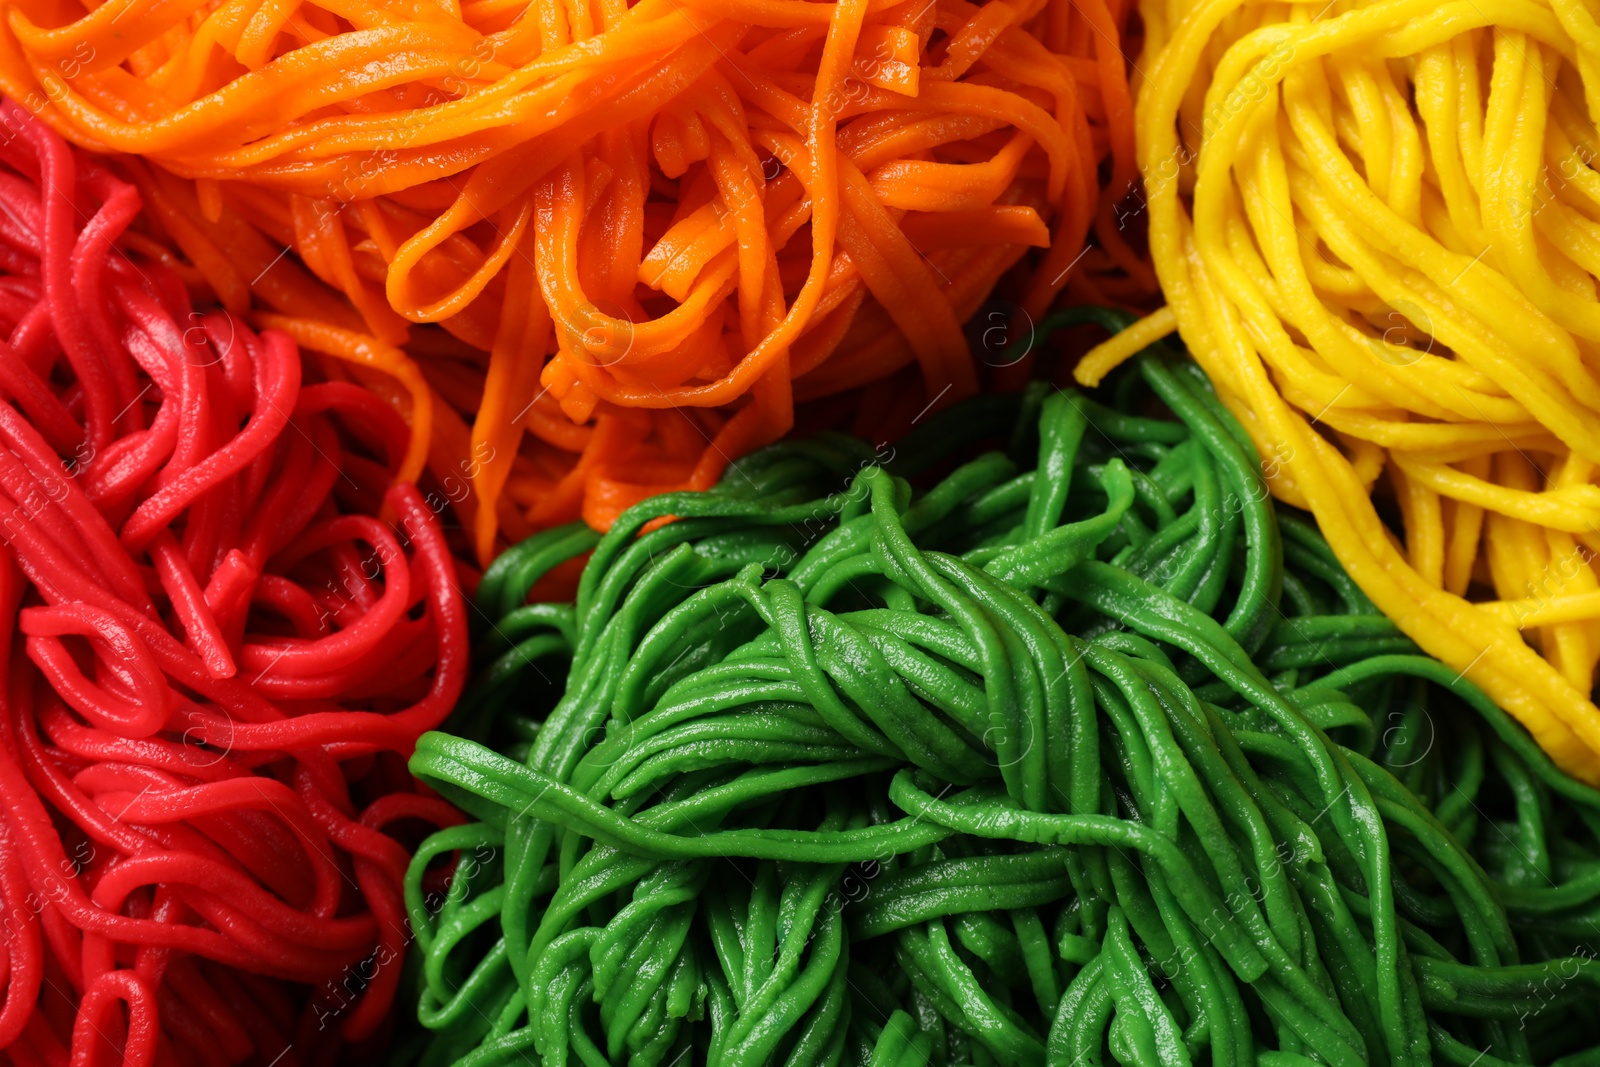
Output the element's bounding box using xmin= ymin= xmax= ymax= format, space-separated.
xmin=1083 ymin=0 xmax=1600 ymax=780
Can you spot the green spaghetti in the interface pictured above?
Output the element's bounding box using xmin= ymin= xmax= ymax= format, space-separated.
xmin=401 ymin=316 xmax=1600 ymax=1067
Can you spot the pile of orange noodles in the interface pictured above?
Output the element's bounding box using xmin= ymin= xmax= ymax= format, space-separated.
xmin=0 ymin=0 xmax=1150 ymax=563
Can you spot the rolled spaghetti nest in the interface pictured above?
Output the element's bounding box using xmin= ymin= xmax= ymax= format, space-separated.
xmin=401 ymin=324 xmax=1600 ymax=1067
xmin=1079 ymin=0 xmax=1600 ymax=781
xmin=0 ymin=0 xmax=1151 ymax=555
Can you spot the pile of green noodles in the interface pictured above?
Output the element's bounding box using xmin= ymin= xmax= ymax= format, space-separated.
xmin=397 ymin=316 xmax=1600 ymax=1067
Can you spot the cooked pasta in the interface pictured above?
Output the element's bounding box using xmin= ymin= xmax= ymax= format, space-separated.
xmin=402 ymin=337 xmax=1600 ymax=1067
xmin=0 ymin=0 xmax=1153 ymax=559
xmin=0 ymin=108 xmax=467 ymax=1067
xmin=1083 ymin=0 xmax=1600 ymax=781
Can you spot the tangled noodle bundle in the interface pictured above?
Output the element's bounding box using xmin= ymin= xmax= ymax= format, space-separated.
xmin=1081 ymin=0 xmax=1600 ymax=781
xmin=0 ymin=106 xmax=468 ymax=1066
xmin=0 ymin=0 xmax=1151 ymax=556
xmin=403 ymin=315 xmax=1600 ymax=1067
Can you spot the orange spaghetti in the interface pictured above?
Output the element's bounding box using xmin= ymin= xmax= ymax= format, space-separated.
xmin=0 ymin=0 xmax=1149 ymax=560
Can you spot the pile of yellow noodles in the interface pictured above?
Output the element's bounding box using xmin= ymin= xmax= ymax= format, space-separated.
xmin=1079 ymin=0 xmax=1600 ymax=780
xmin=0 ymin=0 xmax=1153 ymax=564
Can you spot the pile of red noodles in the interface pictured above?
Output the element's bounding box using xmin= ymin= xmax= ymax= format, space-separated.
xmin=0 ymin=103 xmax=467 ymax=1066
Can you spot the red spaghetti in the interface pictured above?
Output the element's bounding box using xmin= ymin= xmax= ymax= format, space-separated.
xmin=0 ymin=102 xmax=467 ymax=1067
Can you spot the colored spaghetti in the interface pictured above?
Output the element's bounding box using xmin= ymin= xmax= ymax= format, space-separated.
xmin=1082 ymin=0 xmax=1600 ymax=782
xmin=0 ymin=104 xmax=467 ymax=1067
xmin=0 ymin=0 xmax=1150 ymax=556
xmin=402 ymin=329 xmax=1600 ymax=1066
